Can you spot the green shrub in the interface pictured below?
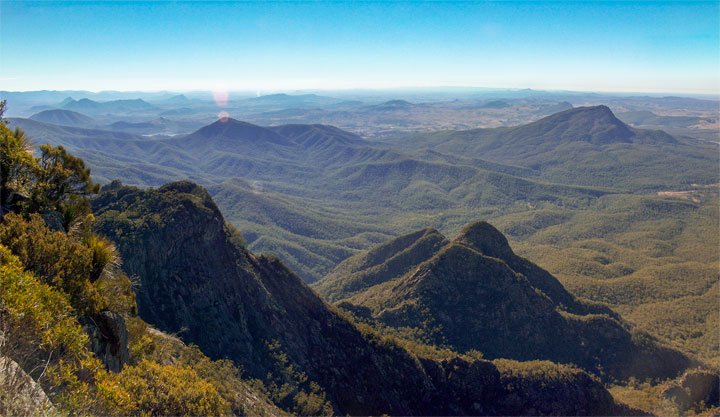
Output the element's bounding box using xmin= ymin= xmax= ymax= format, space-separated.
xmin=0 ymin=245 xmax=103 ymax=413
xmin=0 ymin=213 xmax=106 ymax=315
xmin=98 ymin=359 xmax=230 ymax=416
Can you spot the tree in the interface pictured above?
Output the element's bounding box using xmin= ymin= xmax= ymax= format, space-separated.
xmin=29 ymin=144 xmax=99 ymax=224
xmin=0 ymin=99 xmax=7 ymax=124
xmin=0 ymin=213 xmax=106 ymax=315
xmin=0 ymin=124 xmax=35 ymax=216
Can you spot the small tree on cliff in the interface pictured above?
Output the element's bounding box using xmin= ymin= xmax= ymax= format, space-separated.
xmin=0 ymin=124 xmax=34 ymax=216
xmin=29 ymin=144 xmax=99 ymax=221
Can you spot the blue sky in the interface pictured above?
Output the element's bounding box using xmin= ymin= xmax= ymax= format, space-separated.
xmin=1 ymin=1 xmax=718 ymax=93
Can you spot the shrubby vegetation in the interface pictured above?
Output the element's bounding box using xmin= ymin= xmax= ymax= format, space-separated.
xmin=0 ymin=245 xmax=102 ymax=413
xmin=97 ymin=359 xmax=230 ymax=416
xmin=0 ymin=106 xmax=278 ymax=416
xmin=258 ymin=340 xmax=334 ymax=416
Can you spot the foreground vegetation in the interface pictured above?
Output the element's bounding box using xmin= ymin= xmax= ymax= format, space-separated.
xmin=0 ymin=111 xmax=283 ymax=416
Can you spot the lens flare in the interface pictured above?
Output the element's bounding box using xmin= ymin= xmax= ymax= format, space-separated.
xmin=218 ymin=111 xmax=230 ymax=122
xmin=213 ymin=90 xmax=229 ymax=107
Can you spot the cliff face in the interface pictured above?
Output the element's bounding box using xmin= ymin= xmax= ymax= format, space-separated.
xmin=91 ymin=181 xmax=636 ymax=415
xmin=319 ymin=221 xmax=692 ymax=383
xmin=80 ymin=311 xmax=129 ymax=373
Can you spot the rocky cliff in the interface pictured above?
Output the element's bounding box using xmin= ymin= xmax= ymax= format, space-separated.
xmin=91 ymin=181 xmax=638 ymax=415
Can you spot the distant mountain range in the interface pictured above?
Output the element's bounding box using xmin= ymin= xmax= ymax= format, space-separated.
xmin=9 ymin=105 xmax=718 ymax=283
xmin=61 ymin=97 xmax=157 ymax=113
xmin=3 ymin=91 xmax=717 ymax=414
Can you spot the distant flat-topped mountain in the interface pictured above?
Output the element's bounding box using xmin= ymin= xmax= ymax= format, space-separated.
xmin=480 ymin=100 xmax=511 ymax=109
xmin=448 ymin=105 xmax=676 ymax=148
xmin=315 ymin=220 xmax=692 ymax=382
xmin=29 ymin=108 xmax=96 ymax=127
xmin=62 ymin=97 xmax=156 ymax=113
xmin=90 ymin=181 xmax=637 ymax=416
xmin=366 ymin=99 xmax=415 ymax=111
xmin=512 ymin=105 xmax=637 ymax=145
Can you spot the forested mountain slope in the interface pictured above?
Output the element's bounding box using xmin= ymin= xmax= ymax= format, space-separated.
xmin=388 ymin=106 xmax=718 ymax=191
xmin=11 ymin=114 xmax=625 ymax=282
xmin=315 ymin=221 xmax=692 ymax=382
xmin=90 ymin=181 xmax=638 ymax=416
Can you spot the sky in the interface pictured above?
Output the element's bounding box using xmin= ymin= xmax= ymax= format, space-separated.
xmin=0 ymin=1 xmax=718 ymax=94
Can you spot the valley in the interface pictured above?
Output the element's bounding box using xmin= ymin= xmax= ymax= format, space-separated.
xmin=1 ymin=89 xmax=718 ymax=415
xmin=2 ymin=1 xmax=718 ymax=415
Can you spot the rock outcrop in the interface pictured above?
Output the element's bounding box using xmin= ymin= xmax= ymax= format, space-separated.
xmin=80 ymin=311 xmax=129 ymax=373
xmin=0 ymin=356 xmax=54 ymax=417
xmin=660 ymin=369 xmax=720 ymax=412
xmin=91 ymin=181 xmax=638 ymax=415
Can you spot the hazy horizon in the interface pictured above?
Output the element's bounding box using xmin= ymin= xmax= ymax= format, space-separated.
xmin=1 ymin=1 xmax=718 ymax=94
xmin=1 ymin=86 xmax=718 ymax=101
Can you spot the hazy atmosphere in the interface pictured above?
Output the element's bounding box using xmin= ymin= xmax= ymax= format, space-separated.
xmin=0 ymin=1 xmax=718 ymax=416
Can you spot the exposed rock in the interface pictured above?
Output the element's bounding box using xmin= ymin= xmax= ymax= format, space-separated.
xmin=80 ymin=311 xmax=129 ymax=372
xmin=681 ymin=370 xmax=719 ymax=407
xmin=0 ymin=356 xmax=54 ymax=417
xmin=660 ymin=385 xmax=692 ymax=411
xmin=40 ymin=210 xmax=65 ymax=233
xmin=91 ymin=181 xmax=639 ymax=415
xmin=661 ymin=369 xmax=720 ymax=411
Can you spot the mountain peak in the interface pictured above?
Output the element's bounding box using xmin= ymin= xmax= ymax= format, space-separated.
xmin=158 ymin=180 xmax=213 ymax=201
xmin=185 ymin=118 xmax=291 ymax=149
xmin=315 ymin=226 xmax=449 ymax=302
xmin=453 ymin=220 xmax=514 ymax=260
xmin=570 ymin=105 xmax=622 ymax=122
xmin=510 ymin=105 xmax=636 ymax=145
xmin=369 ymin=99 xmax=414 ymax=111
xmin=29 ymin=109 xmax=95 ymax=127
xmin=552 ymin=104 xmax=619 ymax=122
xmin=320 ymin=219 xmax=691 ymax=382
xmin=195 ymin=118 xmax=267 ymax=137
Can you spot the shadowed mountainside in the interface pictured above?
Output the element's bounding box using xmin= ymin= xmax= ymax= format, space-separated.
xmin=315 ymin=221 xmax=693 ymax=382
xmin=90 ymin=181 xmax=638 ymax=416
